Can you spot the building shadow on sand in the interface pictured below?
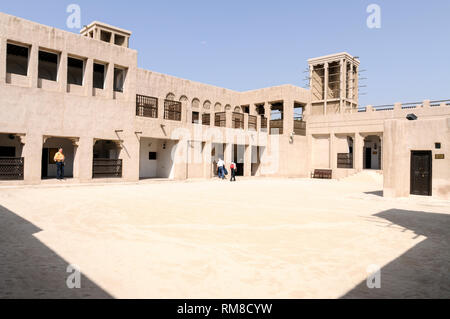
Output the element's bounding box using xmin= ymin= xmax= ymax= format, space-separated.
xmin=342 ymin=209 xmax=450 ymax=299
xmin=0 ymin=205 xmax=112 ymax=299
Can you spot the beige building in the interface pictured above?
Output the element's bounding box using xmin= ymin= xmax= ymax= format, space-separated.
xmin=0 ymin=13 xmax=449 ymax=199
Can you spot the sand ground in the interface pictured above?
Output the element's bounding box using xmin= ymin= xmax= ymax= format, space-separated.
xmin=0 ymin=173 xmax=449 ymax=299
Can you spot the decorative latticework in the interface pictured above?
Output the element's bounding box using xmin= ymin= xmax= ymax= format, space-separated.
xmin=215 ymin=112 xmax=226 ymax=127
xmin=0 ymin=158 xmax=24 ymax=180
xmin=294 ymin=120 xmax=306 ymax=136
xmin=337 ymin=153 xmax=354 ymax=169
xmin=232 ymin=113 xmax=244 ymax=129
xmin=248 ymin=115 xmax=257 ymax=131
xmin=136 ymin=95 xmax=158 ymax=118
xmin=202 ymin=113 xmax=210 ymax=126
xmin=92 ymin=159 xmax=122 ymax=178
xmin=164 ymin=100 xmax=182 ymax=121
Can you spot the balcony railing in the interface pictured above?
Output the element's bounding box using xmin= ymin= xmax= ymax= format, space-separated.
xmin=248 ymin=115 xmax=257 ymax=131
xmin=232 ymin=112 xmax=244 ymax=130
xmin=202 ymin=113 xmax=211 ymax=126
xmin=215 ymin=112 xmax=226 ymax=127
xmin=270 ymin=119 xmax=283 ymax=135
xmin=261 ymin=116 xmax=268 ymax=132
xmin=294 ymin=119 xmax=306 ymax=136
xmin=0 ymin=157 xmax=24 ymax=180
xmin=337 ymin=153 xmax=353 ymax=169
xmin=164 ymin=100 xmax=182 ymax=121
xmin=136 ymin=95 xmax=158 ymax=118
xmin=93 ymin=159 xmax=122 ymax=178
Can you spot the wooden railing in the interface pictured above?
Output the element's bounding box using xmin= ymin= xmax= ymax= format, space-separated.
xmin=136 ymin=95 xmax=158 ymax=118
xmin=248 ymin=115 xmax=257 ymax=131
xmin=337 ymin=153 xmax=353 ymax=169
xmin=215 ymin=112 xmax=226 ymax=127
xmin=294 ymin=120 xmax=306 ymax=136
xmin=92 ymin=159 xmax=122 ymax=178
xmin=232 ymin=112 xmax=244 ymax=129
xmin=202 ymin=113 xmax=210 ymax=126
xmin=261 ymin=116 xmax=268 ymax=131
xmin=270 ymin=119 xmax=283 ymax=135
xmin=164 ymin=100 xmax=182 ymax=121
xmin=0 ymin=157 xmax=24 ymax=180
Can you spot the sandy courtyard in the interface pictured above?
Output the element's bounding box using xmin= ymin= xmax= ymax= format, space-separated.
xmin=0 ymin=174 xmax=449 ymax=299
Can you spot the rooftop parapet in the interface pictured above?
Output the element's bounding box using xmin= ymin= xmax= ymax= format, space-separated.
xmin=80 ymin=21 xmax=132 ymax=48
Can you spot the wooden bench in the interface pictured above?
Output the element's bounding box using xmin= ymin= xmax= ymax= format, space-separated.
xmin=312 ymin=169 xmax=332 ymax=179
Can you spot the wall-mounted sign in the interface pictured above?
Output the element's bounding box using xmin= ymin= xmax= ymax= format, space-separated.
xmin=435 ymin=154 xmax=445 ymax=160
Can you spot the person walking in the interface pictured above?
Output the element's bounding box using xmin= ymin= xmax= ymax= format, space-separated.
xmin=54 ymin=148 xmax=65 ymax=180
xmin=217 ymin=158 xmax=225 ymax=180
xmin=230 ymin=162 xmax=237 ymax=182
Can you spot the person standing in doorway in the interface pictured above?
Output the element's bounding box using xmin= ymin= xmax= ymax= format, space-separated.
xmin=217 ymin=158 xmax=225 ymax=180
xmin=230 ymin=162 xmax=237 ymax=182
xmin=54 ymin=148 xmax=65 ymax=180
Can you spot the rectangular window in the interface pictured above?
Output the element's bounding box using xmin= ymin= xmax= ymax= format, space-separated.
xmin=67 ymin=57 xmax=84 ymax=86
xmin=100 ymin=30 xmax=112 ymax=43
xmin=149 ymin=152 xmax=157 ymax=160
xmin=0 ymin=146 xmax=16 ymax=157
xmin=93 ymin=63 xmax=105 ymax=89
xmin=6 ymin=43 xmax=29 ymax=76
xmin=38 ymin=50 xmax=58 ymax=81
xmin=192 ymin=111 xmax=200 ymax=124
xmin=114 ymin=34 xmax=126 ymax=46
xmin=114 ymin=67 xmax=126 ymax=92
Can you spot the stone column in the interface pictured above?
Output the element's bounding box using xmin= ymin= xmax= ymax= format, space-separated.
xmin=226 ymin=110 xmax=233 ymax=129
xmin=349 ymin=64 xmax=354 ymax=102
xmin=59 ymin=51 xmax=68 ymax=93
xmin=244 ymin=144 xmax=252 ymax=177
xmin=29 ymin=43 xmax=39 ymax=88
xmin=22 ymin=134 xmax=43 ymax=184
xmin=283 ymin=100 xmax=294 ymax=137
xmin=203 ymin=141 xmax=212 ymax=178
xmin=74 ymin=137 xmax=93 ymax=181
xmin=329 ymin=133 xmax=336 ymax=171
xmin=379 ymin=135 xmax=384 ymax=171
xmin=244 ymin=113 xmax=249 ymax=131
xmin=0 ymin=37 xmax=6 ymax=84
xmin=105 ymin=62 xmax=114 ymax=99
xmin=340 ymin=59 xmax=346 ymax=113
xmin=224 ymin=143 xmax=232 ymax=165
xmin=354 ymin=133 xmax=364 ymax=172
xmin=84 ymin=58 xmax=93 ymax=97
xmin=324 ymin=62 xmax=329 ymax=115
xmin=158 ymin=98 xmax=165 ymax=120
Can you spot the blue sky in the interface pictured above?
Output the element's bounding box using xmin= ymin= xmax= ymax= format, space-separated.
xmin=1 ymin=0 xmax=449 ymax=106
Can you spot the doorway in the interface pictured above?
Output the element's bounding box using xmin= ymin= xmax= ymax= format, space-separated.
xmin=365 ymin=148 xmax=372 ymax=169
xmin=410 ymin=151 xmax=432 ymax=196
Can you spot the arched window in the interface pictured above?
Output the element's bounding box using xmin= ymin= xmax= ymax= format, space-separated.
xmin=234 ymin=106 xmax=242 ymax=113
xmin=179 ymin=95 xmax=188 ymax=103
xmin=214 ymin=103 xmax=222 ymax=112
xmin=192 ymin=98 xmax=200 ymax=109
xmin=203 ymin=100 xmax=211 ymax=110
xmin=166 ymin=93 xmax=176 ymax=101
xmin=225 ymin=104 xmax=232 ymax=111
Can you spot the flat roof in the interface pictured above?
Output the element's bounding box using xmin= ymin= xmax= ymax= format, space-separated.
xmin=308 ymin=52 xmax=360 ymax=66
xmin=80 ymin=21 xmax=132 ymax=36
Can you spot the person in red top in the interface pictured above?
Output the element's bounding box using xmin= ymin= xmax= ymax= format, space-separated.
xmin=230 ymin=162 xmax=237 ymax=182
